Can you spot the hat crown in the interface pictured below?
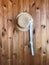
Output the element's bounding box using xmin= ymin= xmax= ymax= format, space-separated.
xmin=16 ymin=12 xmax=33 ymax=31
xmin=18 ymin=14 xmax=30 ymax=28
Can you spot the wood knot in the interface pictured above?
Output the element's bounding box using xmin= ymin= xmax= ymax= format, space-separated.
xmin=10 ymin=0 xmax=13 ymax=3
xmin=43 ymin=51 xmax=46 ymax=54
xmin=39 ymin=47 xmax=42 ymax=50
xmin=28 ymin=44 xmax=30 ymax=48
xmin=0 ymin=42 xmax=2 ymax=48
xmin=2 ymin=32 xmax=5 ymax=37
xmin=33 ymin=29 xmax=35 ymax=34
xmin=3 ymin=4 xmax=6 ymax=7
xmin=2 ymin=27 xmax=6 ymax=37
xmin=24 ymin=43 xmax=30 ymax=48
xmin=41 ymin=25 xmax=46 ymax=28
xmin=7 ymin=19 xmax=12 ymax=22
xmin=36 ymin=7 xmax=39 ymax=9
xmin=13 ymin=53 xmax=17 ymax=58
xmin=8 ymin=37 xmax=12 ymax=39
xmin=47 ymin=40 xmax=49 ymax=44
xmin=13 ymin=27 xmax=16 ymax=33
xmin=32 ymin=2 xmax=35 ymax=7
xmin=2 ymin=54 xmax=5 ymax=56
xmin=2 ymin=27 xmax=6 ymax=32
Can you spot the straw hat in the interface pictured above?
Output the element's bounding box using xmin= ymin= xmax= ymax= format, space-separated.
xmin=16 ymin=12 xmax=33 ymax=31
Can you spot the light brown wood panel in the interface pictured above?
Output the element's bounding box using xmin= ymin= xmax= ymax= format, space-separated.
xmin=29 ymin=0 xmax=36 ymax=65
xmin=46 ymin=0 xmax=49 ymax=65
xmin=40 ymin=0 xmax=47 ymax=65
xmin=2 ymin=1 xmax=8 ymax=65
xmin=0 ymin=0 xmax=3 ymax=65
xmin=23 ymin=0 xmax=30 ymax=65
xmin=7 ymin=0 xmax=13 ymax=65
xmin=35 ymin=7 xmax=41 ymax=65
xmin=0 ymin=0 xmax=49 ymax=65
xmin=34 ymin=0 xmax=42 ymax=65
xmin=12 ymin=0 xmax=19 ymax=65
xmin=18 ymin=0 xmax=24 ymax=65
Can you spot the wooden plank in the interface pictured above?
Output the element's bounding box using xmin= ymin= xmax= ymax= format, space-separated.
xmin=23 ymin=0 xmax=29 ymax=12
xmin=13 ymin=31 xmax=18 ymax=65
xmin=7 ymin=0 xmax=13 ymax=65
xmin=1 ymin=1 xmax=8 ymax=65
xmin=46 ymin=0 xmax=49 ymax=65
xmin=0 ymin=0 xmax=3 ymax=65
xmin=29 ymin=0 xmax=36 ymax=65
xmin=0 ymin=0 xmax=48 ymax=65
xmin=18 ymin=0 xmax=24 ymax=12
xmin=33 ymin=0 xmax=42 ymax=65
xmin=23 ymin=0 xmax=30 ymax=65
xmin=12 ymin=0 xmax=19 ymax=65
xmin=40 ymin=0 xmax=47 ymax=65
xmin=18 ymin=0 xmax=24 ymax=65
xmin=23 ymin=0 xmax=27 ymax=64
xmin=35 ymin=5 xmax=41 ymax=65
xmin=12 ymin=0 xmax=19 ymax=18
xmin=23 ymin=0 xmax=27 ymax=12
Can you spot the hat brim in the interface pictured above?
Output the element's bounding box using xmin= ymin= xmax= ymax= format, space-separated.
xmin=16 ymin=24 xmax=29 ymax=31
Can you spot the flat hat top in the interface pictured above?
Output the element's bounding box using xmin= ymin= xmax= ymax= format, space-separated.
xmin=18 ymin=14 xmax=30 ymax=28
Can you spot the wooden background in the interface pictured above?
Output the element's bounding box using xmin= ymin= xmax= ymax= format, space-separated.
xmin=0 ymin=0 xmax=49 ymax=65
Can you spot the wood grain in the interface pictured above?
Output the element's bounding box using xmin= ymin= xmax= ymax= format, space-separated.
xmin=0 ymin=0 xmax=49 ymax=65
xmin=46 ymin=0 xmax=49 ymax=65
xmin=12 ymin=0 xmax=19 ymax=65
xmin=40 ymin=0 xmax=47 ymax=65
xmin=18 ymin=0 xmax=24 ymax=65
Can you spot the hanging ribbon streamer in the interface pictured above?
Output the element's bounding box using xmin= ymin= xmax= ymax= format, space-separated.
xmin=30 ymin=20 xmax=34 ymax=56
